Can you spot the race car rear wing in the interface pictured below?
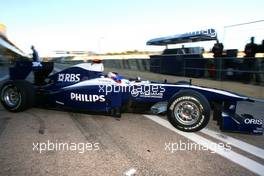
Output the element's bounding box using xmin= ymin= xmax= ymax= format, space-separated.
xmin=9 ymin=61 xmax=54 ymax=85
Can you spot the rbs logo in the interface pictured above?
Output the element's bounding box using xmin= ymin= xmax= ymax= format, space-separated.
xmin=58 ymin=74 xmax=80 ymax=82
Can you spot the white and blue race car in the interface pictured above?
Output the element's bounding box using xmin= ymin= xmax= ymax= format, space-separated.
xmin=0 ymin=61 xmax=263 ymax=134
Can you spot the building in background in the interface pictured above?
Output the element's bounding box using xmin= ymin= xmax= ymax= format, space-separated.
xmin=0 ymin=23 xmax=26 ymax=64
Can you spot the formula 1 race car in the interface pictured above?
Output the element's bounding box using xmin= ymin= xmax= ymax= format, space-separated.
xmin=0 ymin=61 xmax=263 ymax=134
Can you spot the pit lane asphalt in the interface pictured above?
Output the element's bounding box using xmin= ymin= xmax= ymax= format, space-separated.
xmin=0 ymin=107 xmax=263 ymax=176
xmin=0 ymin=64 xmax=263 ymax=176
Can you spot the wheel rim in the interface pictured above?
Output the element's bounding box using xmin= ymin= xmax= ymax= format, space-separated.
xmin=1 ymin=85 xmax=21 ymax=108
xmin=173 ymin=100 xmax=200 ymax=126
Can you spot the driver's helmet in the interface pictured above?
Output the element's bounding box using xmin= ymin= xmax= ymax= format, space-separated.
xmin=108 ymin=72 xmax=123 ymax=83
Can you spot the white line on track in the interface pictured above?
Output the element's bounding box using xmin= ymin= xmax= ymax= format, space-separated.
xmin=143 ymin=115 xmax=264 ymax=176
xmin=201 ymin=128 xmax=264 ymax=160
xmin=124 ymin=168 xmax=136 ymax=176
xmin=0 ymin=75 xmax=8 ymax=81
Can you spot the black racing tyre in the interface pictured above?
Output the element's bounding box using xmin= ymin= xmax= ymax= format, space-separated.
xmin=0 ymin=80 xmax=35 ymax=112
xmin=167 ymin=90 xmax=210 ymax=132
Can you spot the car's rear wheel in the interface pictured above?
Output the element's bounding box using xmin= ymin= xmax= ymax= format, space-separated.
xmin=0 ymin=80 xmax=35 ymax=112
xmin=167 ymin=90 xmax=210 ymax=132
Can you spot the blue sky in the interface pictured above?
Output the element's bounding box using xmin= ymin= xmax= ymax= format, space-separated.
xmin=0 ymin=0 xmax=264 ymax=56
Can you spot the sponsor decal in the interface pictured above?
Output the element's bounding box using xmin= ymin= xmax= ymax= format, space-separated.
xmin=244 ymin=118 xmax=263 ymax=125
xmin=98 ymin=84 xmax=165 ymax=99
xmin=130 ymin=85 xmax=165 ymax=98
xmin=32 ymin=62 xmax=42 ymax=67
xmin=70 ymin=93 xmax=105 ymax=102
xmin=98 ymin=79 xmax=113 ymax=83
xmin=58 ymin=74 xmax=80 ymax=82
xmin=185 ymin=28 xmax=217 ymax=38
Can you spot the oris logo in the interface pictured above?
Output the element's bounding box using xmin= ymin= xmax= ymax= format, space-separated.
xmin=244 ymin=118 xmax=263 ymax=125
xmin=58 ymin=74 xmax=80 ymax=82
xmin=71 ymin=93 xmax=105 ymax=102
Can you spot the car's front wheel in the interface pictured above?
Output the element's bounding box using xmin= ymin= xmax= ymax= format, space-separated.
xmin=167 ymin=90 xmax=210 ymax=132
xmin=0 ymin=80 xmax=35 ymax=112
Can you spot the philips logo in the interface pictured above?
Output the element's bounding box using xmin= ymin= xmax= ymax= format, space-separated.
xmin=244 ymin=118 xmax=263 ymax=125
xmin=58 ymin=74 xmax=80 ymax=82
xmin=71 ymin=93 xmax=105 ymax=102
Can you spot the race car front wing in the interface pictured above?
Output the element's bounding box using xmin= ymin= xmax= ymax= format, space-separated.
xmin=214 ymin=101 xmax=263 ymax=135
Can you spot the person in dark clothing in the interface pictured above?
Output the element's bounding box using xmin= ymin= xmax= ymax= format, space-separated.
xmin=31 ymin=45 xmax=40 ymax=62
xmin=212 ymin=40 xmax=224 ymax=57
xmin=243 ymin=37 xmax=259 ymax=83
xmin=244 ymin=37 xmax=258 ymax=57
xmin=257 ymin=40 xmax=264 ymax=53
